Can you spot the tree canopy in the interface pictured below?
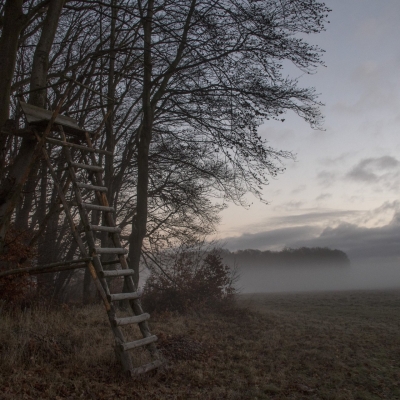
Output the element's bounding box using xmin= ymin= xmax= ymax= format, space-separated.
xmin=0 ymin=0 xmax=330 ymax=297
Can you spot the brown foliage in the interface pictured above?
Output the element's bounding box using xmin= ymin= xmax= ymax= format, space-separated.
xmin=142 ymin=251 xmax=237 ymax=314
xmin=1 ymin=290 xmax=399 ymax=399
xmin=0 ymin=227 xmax=36 ymax=306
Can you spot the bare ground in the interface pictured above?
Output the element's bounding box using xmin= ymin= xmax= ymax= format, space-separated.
xmin=1 ymin=289 xmax=400 ymax=399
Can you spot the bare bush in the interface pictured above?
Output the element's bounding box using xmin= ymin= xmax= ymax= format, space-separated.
xmin=0 ymin=227 xmax=36 ymax=308
xmin=142 ymin=248 xmax=238 ymax=314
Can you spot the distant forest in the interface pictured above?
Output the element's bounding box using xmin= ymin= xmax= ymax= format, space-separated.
xmin=222 ymin=247 xmax=351 ymax=268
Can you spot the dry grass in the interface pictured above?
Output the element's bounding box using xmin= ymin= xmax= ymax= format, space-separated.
xmin=0 ymin=290 xmax=399 ymax=399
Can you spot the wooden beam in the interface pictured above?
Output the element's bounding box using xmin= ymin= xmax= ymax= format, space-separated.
xmin=0 ymin=257 xmax=93 ymax=278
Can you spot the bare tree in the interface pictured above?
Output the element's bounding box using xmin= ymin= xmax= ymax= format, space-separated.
xmin=0 ymin=0 xmax=329 ymax=299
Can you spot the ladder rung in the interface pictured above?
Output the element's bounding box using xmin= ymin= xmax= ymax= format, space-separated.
xmin=90 ymin=225 xmax=121 ymax=233
xmin=120 ymin=335 xmax=158 ymax=352
xmin=95 ymin=247 xmax=128 ymax=255
xmin=111 ymin=313 xmax=150 ymax=327
xmin=100 ymin=269 xmax=134 ymax=278
xmin=81 ymin=203 xmax=114 ymax=212
xmin=46 ymin=137 xmax=113 ymax=156
xmin=70 ymin=162 xmax=104 ymax=172
xmin=131 ymin=360 xmax=163 ymax=375
xmin=107 ymin=292 xmax=141 ymax=302
xmin=76 ymin=182 xmax=108 ymax=192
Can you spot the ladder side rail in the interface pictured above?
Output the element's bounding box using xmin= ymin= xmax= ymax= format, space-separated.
xmin=84 ymin=132 xmax=160 ymax=361
xmin=38 ymin=135 xmax=110 ymax=309
xmin=58 ymin=128 xmax=134 ymax=373
xmin=59 ymin=130 xmax=110 ymax=295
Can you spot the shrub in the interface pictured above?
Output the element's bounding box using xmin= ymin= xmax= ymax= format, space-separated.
xmin=142 ymin=250 xmax=237 ymax=314
xmin=0 ymin=227 xmax=36 ymax=308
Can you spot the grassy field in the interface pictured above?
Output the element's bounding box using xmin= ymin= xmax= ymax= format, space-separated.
xmin=0 ymin=289 xmax=399 ymax=399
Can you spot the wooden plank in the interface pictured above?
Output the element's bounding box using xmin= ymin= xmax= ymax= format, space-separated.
xmin=39 ymin=140 xmax=111 ymax=310
xmin=99 ymin=269 xmax=134 ymax=278
xmin=46 ymin=137 xmax=113 ymax=156
xmin=81 ymin=203 xmax=114 ymax=212
xmin=19 ymin=101 xmax=85 ymax=137
xmin=120 ymin=335 xmax=158 ymax=352
xmin=76 ymin=182 xmax=108 ymax=192
xmin=70 ymin=162 xmax=103 ymax=172
xmin=0 ymin=258 xmax=92 ymax=278
xmin=111 ymin=313 xmax=150 ymax=327
xmin=107 ymin=292 xmax=141 ymax=302
xmin=90 ymin=225 xmax=121 ymax=233
xmin=0 ymin=126 xmax=35 ymax=138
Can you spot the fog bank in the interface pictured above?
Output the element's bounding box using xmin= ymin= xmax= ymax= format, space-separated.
xmin=226 ymin=256 xmax=400 ymax=293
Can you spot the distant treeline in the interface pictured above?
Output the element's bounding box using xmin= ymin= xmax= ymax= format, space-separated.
xmin=221 ymin=247 xmax=351 ymax=268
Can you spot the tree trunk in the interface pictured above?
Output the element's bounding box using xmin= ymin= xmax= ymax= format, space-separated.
xmin=0 ymin=0 xmax=64 ymax=253
xmin=0 ymin=0 xmax=25 ymax=171
xmin=128 ymin=0 xmax=154 ymax=288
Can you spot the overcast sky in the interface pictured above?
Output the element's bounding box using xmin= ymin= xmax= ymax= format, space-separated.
xmin=217 ymin=0 xmax=400 ymax=264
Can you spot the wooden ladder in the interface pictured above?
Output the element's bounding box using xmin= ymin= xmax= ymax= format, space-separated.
xmin=39 ymin=126 xmax=162 ymax=376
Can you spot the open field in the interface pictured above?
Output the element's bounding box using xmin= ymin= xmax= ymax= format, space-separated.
xmin=0 ymin=289 xmax=399 ymax=399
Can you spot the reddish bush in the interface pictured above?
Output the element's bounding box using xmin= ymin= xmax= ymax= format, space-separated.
xmin=0 ymin=227 xmax=36 ymax=307
xmin=142 ymin=250 xmax=237 ymax=313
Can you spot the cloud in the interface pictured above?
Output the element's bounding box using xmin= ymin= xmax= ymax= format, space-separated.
xmin=222 ymin=225 xmax=320 ymax=251
xmin=288 ymin=215 xmax=400 ymax=261
xmin=318 ymin=152 xmax=355 ymax=166
xmin=273 ymin=201 xmax=304 ymax=212
xmin=346 ymin=156 xmax=400 ymax=187
xmin=267 ymin=209 xmax=359 ymax=228
xmin=317 ymin=170 xmax=337 ymax=187
xmin=291 ymin=185 xmax=307 ymax=194
xmin=222 ymin=202 xmax=400 ymax=262
xmin=316 ymin=193 xmax=332 ymax=201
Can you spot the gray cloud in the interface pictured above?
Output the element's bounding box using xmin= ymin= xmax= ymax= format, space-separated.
xmin=319 ymin=152 xmax=355 ymax=166
xmin=267 ymin=209 xmax=359 ymax=227
xmin=287 ymin=214 xmax=400 ymax=261
xmin=316 ymin=193 xmax=332 ymax=201
xmin=317 ymin=170 xmax=337 ymax=187
xmin=346 ymin=156 xmax=400 ymax=183
xmin=223 ymin=207 xmax=400 ymax=262
xmin=291 ymin=185 xmax=307 ymax=194
xmin=222 ymin=225 xmax=320 ymax=251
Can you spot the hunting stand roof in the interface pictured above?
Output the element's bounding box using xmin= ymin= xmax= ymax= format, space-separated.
xmin=19 ymin=100 xmax=86 ymax=138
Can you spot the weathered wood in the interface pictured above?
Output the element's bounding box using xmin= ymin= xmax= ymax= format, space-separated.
xmin=95 ymin=247 xmax=128 ymax=255
xmin=107 ymin=292 xmax=141 ymax=302
xmin=0 ymin=127 xmax=35 ymax=138
xmin=99 ymin=269 xmax=134 ymax=278
xmin=46 ymin=137 xmax=113 ymax=156
xmin=60 ymin=128 xmax=135 ymax=372
xmin=0 ymin=258 xmax=92 ymax=278
xmin=81 ymin=203 xmax=114 ymax=212
xmin=19 ymin=101 xmax=85 ymax=137
xmin=111 ymin=313 xmax=150 ymax=327
xmin=85 ymin=129 xmax=160 ymax=362
xmin=131 ymin=360 xmax=164 ymax=376
xmin=90 ymin=225 xmax=121 ymax=233
xmin=120 ymin=335 xmax=158 ymax=352
xmin=76 ymin=182 xmax=108 ymax=192
xmin=70 ymin=162 xmax=103 ymax=172
xmin=40 ymin=131 xmax=111 ymax=310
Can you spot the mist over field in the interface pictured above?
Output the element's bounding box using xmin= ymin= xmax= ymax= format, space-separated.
xmin=221 ymin=213 xmax=400 ymax=293
xmin=222 ymin=249 xmax=400 ymax=293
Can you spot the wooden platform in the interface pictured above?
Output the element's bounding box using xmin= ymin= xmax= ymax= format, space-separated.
xmin=19 ymin=101 xmax=86 ymax=138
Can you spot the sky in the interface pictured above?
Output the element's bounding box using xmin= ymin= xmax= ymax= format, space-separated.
xmin=216 ymin=0 xmax=400 ymax=273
